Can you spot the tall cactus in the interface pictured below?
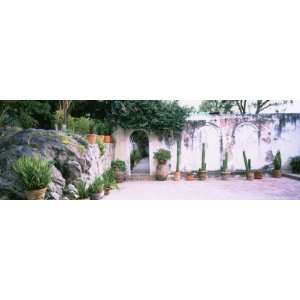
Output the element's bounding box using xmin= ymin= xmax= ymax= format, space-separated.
xmin=201 ymin=143 xmax=206 ymax=171
xmin=243 ymin=151 xmax=251 ymax=172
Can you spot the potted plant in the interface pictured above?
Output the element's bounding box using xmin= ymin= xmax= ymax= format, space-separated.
xmin=243 ymin=151 xmax=254 ymax=180
xmin=290 ymin=156 xmax=300 ymax=174
xmin=186 ymin=171 xmax=194 ymax=181
xmin=154 ymin=149 xmax=171 ymax=181
xmin=174 ymin=139 xmax=181 ymax=181
xmin=95 ymin=120 xmax=105 ymax=143
xmin=103 ymin=169 xmax=118 ymax=195
xmin=254 ymin=170 xmax=264 ymax=179
xmin=13 ymin=156 xmax=52 ymax=200
xmin=220 ymin=152 xmax=230 ymax=180
xmin=87 ymin=119 xmax=97 ymax=144
xmin=76 ymin=180 xmax=90 ymax=200
xmin=103 ymin=121 xmax=112 ymax=143
xmin=88 ymin=177 xmax=104 ymax=200
xmin=76 ymin=117 xmax=90 ymax=135
xmin=111 ymin=160 xmax=127 ymax=183
xmin=272 ymin=151 xmax=282 ymax=178
xmin=198 ymin=143 xmax=208 ymax=180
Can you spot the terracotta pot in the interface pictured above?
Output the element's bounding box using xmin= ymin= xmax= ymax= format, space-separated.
xmin=115 ymin=170 xmax=126 ymax=183
xmin=104 ymin=135 xmax=112 ymax=143
xmin=186 ymin=174 xmax=194 ymax=181
xmin=104 ymin=187 xmax=111 ymax=195
xmin=221 ymin=171 xmax=231 ymax=180
xmin=156 ymin=163 xmax=169 ymax=181
xmin=272 ymin=169 xmax=282 ymax=178
xmin=90 ymin=191 xmax=104 ymax=200
xmin=25 ymin=187 xmax=47 ymax=200
xmin=198 ymin=170 xmax=208 ymax=181
xmin=174 ymin=171 xmax=181 ymax=181
xmin=254 ymin=170 xmax=263 ymax=179
xmin=97 ymin=135 xmax=105 ymax=143
xmin=87 ymin=134 xmax=97 ymax=144
xmin=246 ymin=171 xmax=254 ymax=180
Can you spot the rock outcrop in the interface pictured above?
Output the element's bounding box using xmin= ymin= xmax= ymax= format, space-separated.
xmin=0 ymin=128 xmax=114 ymax=199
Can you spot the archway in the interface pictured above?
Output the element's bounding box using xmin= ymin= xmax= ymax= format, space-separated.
xmin=130 ymin=130 xmax=150 ymax=175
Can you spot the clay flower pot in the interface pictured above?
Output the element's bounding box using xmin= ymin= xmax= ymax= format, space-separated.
xmin=104 ymin=135 xmax=112 ymax=143
xmin=90 ymin=191 xmax=104 ymax=200
xmin=221 ymin=171 xmax=231 ymax=180
xmin=104 ymin=187 xmax=111 ymax=195
xmin=115 ymin=170 xmax=126 ymax=183
xmin=246 ymin=171 xmax=255 ymax=180
xmin=87 ymin=134 xmax=97 ymax=144
xmin=186 ymin=174 xmax=194 ymax=181
xmin=174 ymin=171 xmax=181 ymax=181
xmin=254 ymin=170 xmax=263 ymax=179
xmin=198 ymin=170 xmax=208 ymax=181
xmin=272 ymin=169 xmax=282 ymax=178
xmin=25 ymin=187 xmax=47 ymax=200
xmin=156 ymin=163 xmax=169 ymax=181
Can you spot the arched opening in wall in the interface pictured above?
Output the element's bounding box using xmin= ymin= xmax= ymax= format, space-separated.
xmin=232 ymin=123 xmax=259 ymax=170
xmin=130 ymin=130 xmax=150 ymax=175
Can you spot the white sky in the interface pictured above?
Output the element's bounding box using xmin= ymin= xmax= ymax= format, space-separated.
xmin=179 ymin=100 xmax=300 ymax=113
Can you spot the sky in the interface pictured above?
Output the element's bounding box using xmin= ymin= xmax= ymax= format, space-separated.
xmin=179 ymin=100 xmax=300 ymax=113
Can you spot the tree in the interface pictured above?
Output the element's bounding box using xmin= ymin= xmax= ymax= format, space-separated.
xmin=235 ymin=100 xmax=294 ymax=114
xmin=199 ymin=100 xmax=235 ymax=114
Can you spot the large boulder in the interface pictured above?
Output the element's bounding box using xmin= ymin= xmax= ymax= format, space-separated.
xmin=0 ymin=128 xmax=105 ymax=199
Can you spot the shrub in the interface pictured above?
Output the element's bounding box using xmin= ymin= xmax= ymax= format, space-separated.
xmin=96 ymin=137 xmax=105 ymax=156
xmin=13 ymin=156 xmax=52 ymax=191
xmin=274 ymin=151 xmax=282 ymax=170
xmin=88 ymin=177 xmax=104 ymax=195
xmin=102 ymin=169 xmax=117 ymax=189
xmin=111 ymin=160 xmax=126 ymax=172
xmin=154 ymin=149 xmax=171 ymax=165
xmin=76 ymin=181 xmax=90 ymax=199
xmin=75 ymin=117 xmax=91 ymax=135
xmin=130 ymin=149 xmax=142 ymax=170
xmin=290 ymin=156 xmax=300 ymax=174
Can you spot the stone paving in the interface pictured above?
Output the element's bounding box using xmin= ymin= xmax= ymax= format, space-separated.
xmin=105 ymin=176 xmax=300 ymax=200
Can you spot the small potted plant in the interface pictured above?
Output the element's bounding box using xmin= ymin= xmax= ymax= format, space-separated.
xmin=254 ymin=170 xmax=264 ymax=179
xmin=76 ymin=180 xmax=90 ymax=200
xmin=88 ymin=177 xmax=104 ymax=200
xmin=13 ymin=156 xmax=52 ymax=200
xmin=111 ymin=160 xmax=127 ymax=183
xmin=198 ymin=143 xmax=208 ymax=180
xmin=95 ymin=120 xmax=105 ymax=143
xmin=103 ymin=169 xmax=117 ymax=195
xmin=243 ymin=151 xmax=254 ymax=180
xmin=220 ymin=152 xmax=230 ymax=180
xmin=154 ymin=149 xmax=171 ymax=181
xmin=272 ymin=151 xmax=282 ymax=178
xmin=290 ymin=156 xmax=300 ymax=174
xmin=103 ymin=121 xmax=113 ymax=144
xmin=186 ymin=171 xmax=194 ymax=181
xmin=174 ymin=139 xmax=181 ymax=181
xmin=86 ymin=119 xmax=97 ymax=144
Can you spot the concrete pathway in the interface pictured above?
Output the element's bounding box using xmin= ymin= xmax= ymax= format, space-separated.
xmin=132 ymin=157 xmax=149 ymax=174
xmin=105 ymin=176 xmax=300 ymax=200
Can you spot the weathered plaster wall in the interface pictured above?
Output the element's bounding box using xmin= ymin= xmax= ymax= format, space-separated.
xmin=113 ymin=114 xmax=300 ymax=175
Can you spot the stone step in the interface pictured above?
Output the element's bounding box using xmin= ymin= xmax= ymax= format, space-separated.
xmin=128 ymin=174 xmax=154 ymax=181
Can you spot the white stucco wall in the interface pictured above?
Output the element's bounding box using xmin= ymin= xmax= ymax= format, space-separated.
xmin=113 ymin=114 xmax=300 ymax=175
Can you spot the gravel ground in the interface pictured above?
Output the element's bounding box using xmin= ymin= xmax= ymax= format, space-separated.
xmin=105 ymin=176 xmax=300 ymax=200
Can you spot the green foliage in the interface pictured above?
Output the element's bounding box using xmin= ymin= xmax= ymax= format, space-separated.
xmin=96 ymin=137 xmax=105 ymax=156
xmin=199 ymin=100 xmax=235 ymax=114
xmin=13 ymin=156 xmax=52 ymax=190
xmin=88 ymin=177 xmax=104 ymax=194
xmin=243 ymin=151 xmax=252 ymax=172
xmin=130 ymin=149 xmax=142 ymax=170
xmin=75 ymin=117 xmax=91 ymax=135
xmin=290 ymin=156 xmax=300 ymax=174
xmin=201 ymin=143 xmax=206 ymax=171
xmin=131 ymin=130 xmax=149 ymax=158
xmin=221 ymin=152 xmax=228 ymax=172
xmin=109 ymin=100 xmax=192 ymax=138
xmin=76 ymin=181 xmax=90 ymax=199
xmin=154 ymin=149 xmax=171 ymax=165
xmin=102 ymin=169 xmax=117 ymax=189
xmin=0 ymin=105 xmax=9 ymax=127
xmin=273 ymin=151 xmax=282 ymax=170
xmin=111 ymin=160 xmax=126 ymax=172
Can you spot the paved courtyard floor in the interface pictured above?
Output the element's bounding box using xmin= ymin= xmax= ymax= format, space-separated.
xmin=105 ymin=176 xmax=300 ymax=200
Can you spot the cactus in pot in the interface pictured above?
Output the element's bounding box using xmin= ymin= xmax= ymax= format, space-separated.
xmin=243 ymin=151 xmax=254 ymax=180
xmin=198 ymin=143 xmax=208 ymax=180
xmin=272 ymin=151 xmax=282 ymax=178
xmin=221 ymin=151 xmax=230 ymax=180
